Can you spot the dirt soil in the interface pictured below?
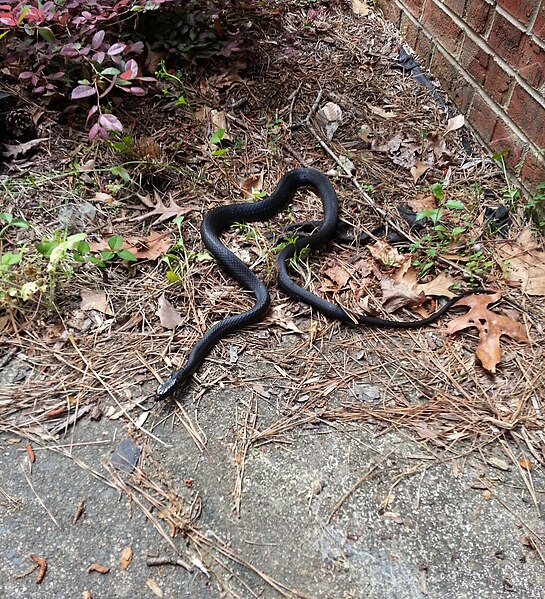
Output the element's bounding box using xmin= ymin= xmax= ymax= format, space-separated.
xmin=1 ymin=2 xmax=545 ymax=599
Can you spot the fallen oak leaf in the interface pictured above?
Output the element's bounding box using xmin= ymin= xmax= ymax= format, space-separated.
xmin=443 ymin=292 xmax=529 ymax=373
xmin=380 ymin=276 xmax=425 ymax=313
xmin=89 ymin=231 xmax=172 ymax=261
xmin=368 ymin=239 xmax=403 ymax=267
xmin=134 ymin=191 xmax=198 ymax=225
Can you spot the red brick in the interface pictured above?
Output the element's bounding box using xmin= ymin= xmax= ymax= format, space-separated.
xmin=534 ymin=5 xmax=545 ymax=39
xmin=400 ymin=13 xmax=420 ymax=48
xmin=487 ymin=11 xmax=524 ymax=68
xmin=485 ymin=59 xmax=513 ymax=105
xmin=452 ymin=83 xmax=474 ymax=113
xmin=468 ymin=93 xmax=499 ymax=143
xmin=520 ymin=152 xmax=545 ymax=189
xmin=465 ymin=0 xmax=492 ymax=34
xmin=444 ymin=0 xmax=465 ymax=16
xmin=402 ymin=0 xmax=427 ymax=19
xmin=497 ymin=0 xmax=534 ymax=26
xmin=378 ymin=1 xmax=402 ymax=25
xmin=423 ymin=1 xmax=463 ymax=54
xmin=431 ymin=47 xmax=467 ymax=95
xmin=507 ymin=84 xmax=545 ymax=148
xmin=518 ymin=36 xmax=545 ymax=90
xmin=460 ymin=36 xmax=490 ymax=85
xmin=415 ymin=31 xmax=434 ymax=67
xmin=490 ymin=119 xmax=523 ymax=169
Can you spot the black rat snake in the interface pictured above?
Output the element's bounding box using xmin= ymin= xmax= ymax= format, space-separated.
xmin=156 ymin=167 xmax=474 ymax=400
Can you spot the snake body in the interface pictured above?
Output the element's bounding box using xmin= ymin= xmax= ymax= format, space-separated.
xmin=156 ymin=168 xmax=468 ymax=400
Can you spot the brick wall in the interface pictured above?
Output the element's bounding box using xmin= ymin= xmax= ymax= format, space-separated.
xmin=377 ymin=0 xmax=545 ymax=192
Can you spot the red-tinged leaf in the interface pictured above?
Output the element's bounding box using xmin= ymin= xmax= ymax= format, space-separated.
xmin=86 ymin=104 xmax=98 ymax=124
xmin=81 ymin=11 xmax=92 ymax=19
xmin=107 ymin=42 xmax=126 ymax=56
xmin=89 ymin=122 xmax=101 ymax=142
xmin=71 ymin=84 xmax=96 ymax=99
xmin=19 ymin=71 xmax=34 ymax=80
xmin=129 ymin=86 xmax=146 ymax=96
xmin=48 ymin=71 xmax=65 ymax=79
xmin=99 ymin=113 xmax=123 ymax=132
xmin=93 ymin=51 xmax=105 ymax=64
xmin=91 ymin=29 xmax=105 ymax=49
xmin=0 ymin=16 xmax=16 ymax=25
xmin=120 ymin=58 xmax=138 ymax=79
xmin=61 ymin=46 xmax=80 ymax=57
xmin=137 ymin=76 xmax=158 ymax=83
xmin=34 ymin=86 xmax=45 ymax=93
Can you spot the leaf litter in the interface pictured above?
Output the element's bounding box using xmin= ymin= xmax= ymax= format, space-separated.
xmin=1 ymin=1 xmax=545 ymax=596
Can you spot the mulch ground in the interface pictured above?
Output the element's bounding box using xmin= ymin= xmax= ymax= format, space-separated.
xmin=1 ymin=2 xmax=544 ymax=594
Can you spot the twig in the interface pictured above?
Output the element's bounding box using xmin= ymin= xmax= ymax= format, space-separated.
xmin=328 ymin=450 xmax=394 ymax=523
xmin=146 ymin=556 xmax=193 ymax=571
xmin=21 ymin=464 xmax=59 ymax=527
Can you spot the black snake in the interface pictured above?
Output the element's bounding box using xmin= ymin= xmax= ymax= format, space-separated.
xmin=156 ymin=167 xmax=472 ymax=400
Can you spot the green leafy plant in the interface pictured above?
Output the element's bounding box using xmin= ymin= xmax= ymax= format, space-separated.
xmin=266 ymin=118 xmax=284 ymax=153
xmin=160 ymin=216 xmax=212 ymax=283
xmin=209 ymin=128 xmax=229 ymax=157
xmin=0 ymin=212 xmax=29 ymax=238
xmin=492 ymin=149 xmax=520 ymax=206
xmin=525 ymin=182 xmax=545 ymax=229
xmin=156 ymin=60 xmax=189 ymax=107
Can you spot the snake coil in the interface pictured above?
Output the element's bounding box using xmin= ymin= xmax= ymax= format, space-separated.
xmin=156 ymin=168 xmax=469 ymax=400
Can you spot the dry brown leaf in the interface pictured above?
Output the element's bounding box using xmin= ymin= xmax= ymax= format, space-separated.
xmin=410 ymin=160 xmax=429 ymax=183
xmin=91 ymin=191 xmax=114 ymax=204
xmin=368 ymin=239 xmax=403 ymax=267
xmin=89 ymin=231 xmax=172 ymax=261
xmin=352 ymin=0 xmax=370 ymax=16
xmin=392 ymin=263 xmax=455 ymax=299
xmin=372 ymin=132 xmax=403 ymax=153
xmin=134 ymin=191 xmax=198 ymax=225
xmin=322 ymin=258 xmax=351 ymax=290
xmin=315 ymin=101 xmax=343 ymax=140
xmin=80 ymin=289 xmax=114 ymax=316
xmin=87 ymin=563 xmax=110 ymax=574
xmin=120 ymin=546 xmax=133 ymax=570
xmin=380 ymin=277 xmax=425 ymax=313
xmin=358 ymin=124 xmax=371 ymax=142
xmin=0 ymin=138 xmax=47 ymax=159
xmin=519 ymin=458 xmax=532 ymax=471
xmin=146 ymin=579 xmax=164 ymax=598
xmin=408 ymin=195 xmax=437 ymax=212
xmin=269 ymin=305 xmax=303 ymax=333
xmin=156 ymin=294 xmax=183 ymax=330
xmin=445 ymin=114 xmax=465 ymax=134
xmin=368 ymin=104 xmax=397 ymax=119
xmin=418 ymin=272 xmax=457 ymax=298
xmin=240 ymin=172 xmax=264 ymax=198
xmin=443 ymin=292 xmax=529 ymax=373
xmin=497 ymin=229 xmax=545 ymax=296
